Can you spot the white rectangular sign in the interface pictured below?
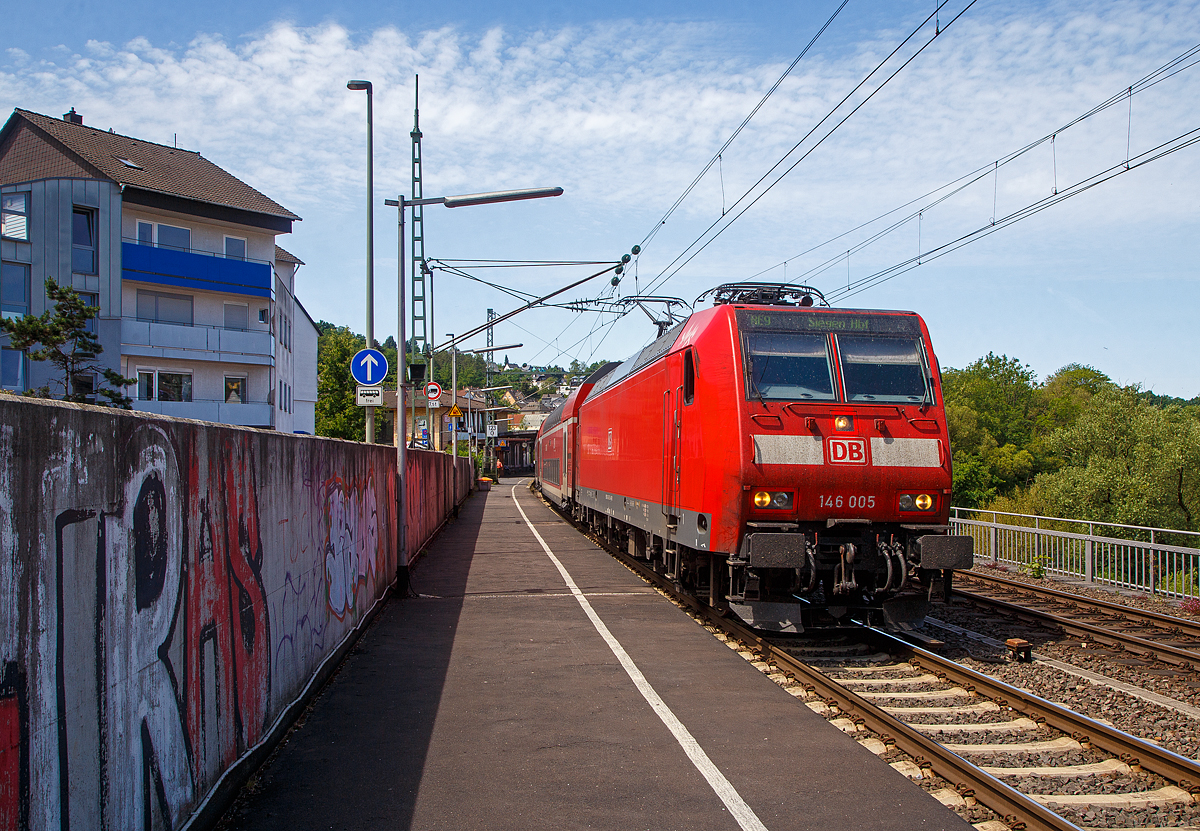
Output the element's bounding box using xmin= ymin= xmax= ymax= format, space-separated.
xmin=356 ymin=385 xmax=383 ymax=407
xmin=486 ymin=424 xmax=499 ymax=438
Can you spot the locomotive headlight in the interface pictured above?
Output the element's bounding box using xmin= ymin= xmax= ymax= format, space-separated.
xmin=752 ymin=490 xmax=793 ymax=509
xmin=899 ymin=493 xmax=936 ymax=512
xmin=834 ymin=415 xmax=853 ymax=431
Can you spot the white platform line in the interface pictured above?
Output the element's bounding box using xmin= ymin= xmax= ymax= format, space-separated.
xmin=511 ymin=485 xmax=769 ymax=831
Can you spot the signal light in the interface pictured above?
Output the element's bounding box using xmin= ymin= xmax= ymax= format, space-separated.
xmin=834 ymin=415 xmax=853 ymax=431
xmin=754 ymin=491 xmax=771 ymax=507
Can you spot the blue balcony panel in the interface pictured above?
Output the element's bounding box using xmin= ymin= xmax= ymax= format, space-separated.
xmin=122 ymin=242 xmax=271 ymax=298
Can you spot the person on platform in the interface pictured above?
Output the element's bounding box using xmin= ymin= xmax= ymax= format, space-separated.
xmin=494 ymin=458 xmax=503 ymax=484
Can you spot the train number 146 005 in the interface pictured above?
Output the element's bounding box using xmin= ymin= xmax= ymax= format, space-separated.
xmin=819 ymin=494 xmax=876 ymax=509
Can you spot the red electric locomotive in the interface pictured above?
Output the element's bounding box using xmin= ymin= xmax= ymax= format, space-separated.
xmin=536 ymin=283 xmax=973 ymax=630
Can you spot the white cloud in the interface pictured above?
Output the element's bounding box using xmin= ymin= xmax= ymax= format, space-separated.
xmin=1 ymin=1 xmax=1198 ymax=392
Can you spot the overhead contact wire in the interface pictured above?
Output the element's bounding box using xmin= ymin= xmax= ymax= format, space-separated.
xmin=644 ymin=0 xmax=976 ymax=297
xmin=637 ymin=0 xmax=851 ymax=254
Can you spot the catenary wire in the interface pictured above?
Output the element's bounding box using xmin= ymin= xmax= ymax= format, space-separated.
xmin=637 ymin=0 xmax=851 ymax=255
xmin=641 ymin=0 xmax=977 ymax=297
xmin=822 ymin=125 xmax=1200 ymax=304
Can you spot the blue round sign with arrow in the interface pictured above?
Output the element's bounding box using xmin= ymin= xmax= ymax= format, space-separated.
xmin=350 ymin=348 xmax=389 ymax=386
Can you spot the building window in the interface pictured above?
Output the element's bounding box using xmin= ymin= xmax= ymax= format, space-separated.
xmin=224 ymin=376 xmax=247 ymax=403
xmin=1 ymin=193 xmax=29 ymax=241
xmin=1 ymin=348 xmax=24 ymax=390
xmin=138 ymin=369 xmax=192 ymax=402
xmin=79 ymin=292 xmax=98 ymax=333
xmin=71 ymin=372 xmax=96 ymax=403
xmin=156 ymin=224 xmax=190 ymax=252
xmin=223 ymin=302 xmax=249 ymax=330
xmin=158 ymin=372 xmax=191 ymax=401
xmin=224 ymin=236 xmax=247 ymax=260
xmin=72 ymin=208 xmax=97 ymax=274
xmin=2 ymin=262 xmax=29 ymax=321
xmin=136 ymin=221 xmax=194 ymax=251
xmin=137 ymin=289 xmax=193 ymax=325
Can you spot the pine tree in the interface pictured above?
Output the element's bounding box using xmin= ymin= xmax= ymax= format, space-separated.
xmin=0 ymin=277 xmax=134 ymax=408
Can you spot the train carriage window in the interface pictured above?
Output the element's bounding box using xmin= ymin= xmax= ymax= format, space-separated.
xmin=837 ymin=336 xmax=932 ymax=403
xmin=743 ymin=333 xmax=836 ymax=401
xmin=683 ymin=349 xmax=695 ymax=404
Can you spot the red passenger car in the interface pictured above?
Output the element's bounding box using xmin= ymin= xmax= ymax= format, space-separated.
xmin=536 ymin=284 xmax=972 ymax=629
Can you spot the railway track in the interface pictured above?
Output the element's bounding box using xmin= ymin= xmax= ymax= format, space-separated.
xmin=952 ymin=570 xmax=1200 ymax=671
xmin=545 ymin=491 xmax=1200 ymax=831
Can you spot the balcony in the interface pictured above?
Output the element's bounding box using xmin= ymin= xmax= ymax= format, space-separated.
xmin=121 ymin=317 xmax=274 ymax=365
xmin=132 ymin=399 xmax=274 ymax=427
xmin=122 ymin=241 xmax=271 ymax=298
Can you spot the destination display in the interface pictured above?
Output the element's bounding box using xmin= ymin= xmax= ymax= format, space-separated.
xmin=735 ymin=309 xmax=921 ymax=335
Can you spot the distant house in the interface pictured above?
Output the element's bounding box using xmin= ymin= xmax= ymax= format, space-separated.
xmin=0 ymin=107 xmax=317 ymax=432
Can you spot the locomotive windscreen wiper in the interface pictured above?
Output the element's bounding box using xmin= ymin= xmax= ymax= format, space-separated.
xmin=747 ymin=358 xmax=767 ymax=403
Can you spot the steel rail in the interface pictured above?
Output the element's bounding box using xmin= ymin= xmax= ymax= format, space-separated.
xmin=952 ymin=587 xmax=1200 ymax=669
xmin=749 ymin=626 xmax=1082 ymax=831
xmin=558 ymin=513 xmax=1081 ymax=831
xmin=866 ymin=628 xmax=1200 ymax=795
xmin=541 ymin=490 xmax=1200 ymax=829
xmin=960 ymin=570 xmax=1200 ymax=639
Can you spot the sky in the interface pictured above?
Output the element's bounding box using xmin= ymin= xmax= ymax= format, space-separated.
xmin=3 ymin=0 xmax=1198 ymax=396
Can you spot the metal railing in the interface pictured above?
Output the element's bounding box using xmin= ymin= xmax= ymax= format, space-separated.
xmin=950 ymin=508 xmax=1200 ymax=600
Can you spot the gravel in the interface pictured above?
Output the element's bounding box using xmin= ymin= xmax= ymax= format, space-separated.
xmin=965 ymin=565 xmax=1200 ymax=622
xmin=924 ymin=624 xmax=1200 ymax=761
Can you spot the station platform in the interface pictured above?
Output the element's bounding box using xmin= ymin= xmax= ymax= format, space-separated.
xmin=224 ymin=482 xmax=971 ymax=831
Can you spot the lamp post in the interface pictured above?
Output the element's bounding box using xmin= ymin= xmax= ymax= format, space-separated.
xmin=347 ymin=79 xmax=375 ymax=444
xmin=385 ymin=186 xmax=561 ymax=589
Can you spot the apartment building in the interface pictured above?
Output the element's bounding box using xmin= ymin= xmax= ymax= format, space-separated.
xmin=0 ymin=107 xmax=317 ymax=432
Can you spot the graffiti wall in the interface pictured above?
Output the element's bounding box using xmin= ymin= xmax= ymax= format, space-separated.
xmin=0 ymin=396 xmax=468 ymax=830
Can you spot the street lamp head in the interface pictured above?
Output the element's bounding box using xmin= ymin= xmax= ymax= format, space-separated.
xmin=347 ymin=80 xmax=372 ymax=92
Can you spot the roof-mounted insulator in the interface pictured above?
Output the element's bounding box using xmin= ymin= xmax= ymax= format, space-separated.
xmin=696 ymin=282 xmax=828 ymax=307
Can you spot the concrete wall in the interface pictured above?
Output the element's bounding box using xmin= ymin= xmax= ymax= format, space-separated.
xmin=0 ymin=395 xmax=469 ymax=830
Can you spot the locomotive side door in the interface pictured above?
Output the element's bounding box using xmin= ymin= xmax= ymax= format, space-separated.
xmin=662 ymin=355 xmax=684 ymax=528
xmin=564 ymin=421 xmax=574 ymax=498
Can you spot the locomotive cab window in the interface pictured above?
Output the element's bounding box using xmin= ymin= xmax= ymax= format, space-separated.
xmin=743 ymin=332 xmax=835 ymax=401
xmin=837 ymin=336 xmax=932 ymax=403
xmin=683 ymin=349 xmax=695 ymax=404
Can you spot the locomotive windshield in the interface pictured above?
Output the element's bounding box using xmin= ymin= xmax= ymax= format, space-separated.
xmin=736 ymin=309 xmax=933 ymax=404
xmin=745 ymin=333 xmax=836 ymax=400
xmin=837 ymin=336 xmax=930 ymax=403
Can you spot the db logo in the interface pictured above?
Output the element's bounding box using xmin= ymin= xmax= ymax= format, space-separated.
xmin=827 ymin=437 xmax=868 ymax=465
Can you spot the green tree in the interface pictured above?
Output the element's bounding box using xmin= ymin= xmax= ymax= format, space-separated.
xmin=315 ymin=323 xmax=366 ymax=440
xmin=1034 ymin=386 xmax=1200 ymax=531
xmin=943 ymin=353 xmax=1038 ymax=448
xmin=0 ymin=277 xmax=133 ymax=407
